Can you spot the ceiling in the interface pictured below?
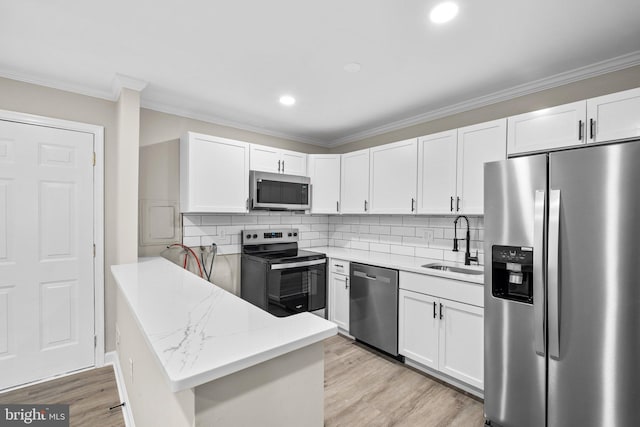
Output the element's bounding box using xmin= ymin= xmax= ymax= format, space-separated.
xmin=1 ymin=1 xmax=640 ymax=146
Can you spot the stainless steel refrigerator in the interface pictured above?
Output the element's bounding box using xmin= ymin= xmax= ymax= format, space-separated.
xmin=483 ymin=140 xmax=640 ymax=427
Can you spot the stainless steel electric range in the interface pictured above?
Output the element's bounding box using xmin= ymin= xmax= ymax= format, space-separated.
xmin=240 ymin=229 xmax=327 ymax=318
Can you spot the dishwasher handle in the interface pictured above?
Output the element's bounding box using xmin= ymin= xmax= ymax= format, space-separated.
xmin=352 ymin=270 xmax=391 ymax=284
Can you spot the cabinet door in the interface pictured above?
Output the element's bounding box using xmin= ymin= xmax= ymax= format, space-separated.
xmin=417 ymin=130 xmax=457 ymax=214
xmin=587 ymin=87 xmax=640 ymax=143
xmin=398 ymin=290 xmax=439 ymax=370
xmin=250 ymin=144 xmax=281 ymax=173
xmin=438 ymin=299 xmax=483 ymax=389
xmin=330 ymin=272 xmax=350 ymax=331
xmin=280 ymin=149 xmax=307 ymax=175
xmin=180 ymin=133 xmax=250 ymax=213
xmin=456 ymin=119 xmax=506 ymax=215
xmin=507 ymin=100 xmax=586 ymax=155
xmin=369 ymin=139 xmax=418 ymax=214
xmin=340 ymin=149 xmax=370 ymax=214
xmin=308 ymin=154 xmax=341 ymax=214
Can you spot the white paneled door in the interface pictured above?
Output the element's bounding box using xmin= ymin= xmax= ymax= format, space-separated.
xmin=0 ymin=120 xmax=95 ymax=389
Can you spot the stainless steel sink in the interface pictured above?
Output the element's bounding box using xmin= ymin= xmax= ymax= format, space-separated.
xmin=421 ymin=263 xmax=484 ymax=275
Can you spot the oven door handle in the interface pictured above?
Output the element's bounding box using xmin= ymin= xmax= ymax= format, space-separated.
xmin=270 ymin=258 xmax=327 ymax=270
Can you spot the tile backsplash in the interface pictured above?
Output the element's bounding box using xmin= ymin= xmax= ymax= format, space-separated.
xmin=182 ymin=213 xmax=484 ymax=265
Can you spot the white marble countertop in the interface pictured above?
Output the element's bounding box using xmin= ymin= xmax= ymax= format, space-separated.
xmin=308 ymin=247 xmax=484 ymax=285
xmin=111 ymin=257 xmax=337 ymax=392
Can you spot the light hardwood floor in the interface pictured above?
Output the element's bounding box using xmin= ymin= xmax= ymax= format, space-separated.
xmin=0 ymin=365 xmax=124 ymax=427
xmin=324 ymin=334 xmax=484 ymax=427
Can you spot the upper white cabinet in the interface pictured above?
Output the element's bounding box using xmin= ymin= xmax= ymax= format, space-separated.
xmin=456 ymin=119 xmax=507 ymax=214
xmin=250 ymin=144 xmax=307 ymax=175
xmin=417 ymin=119 xmax=506 ymax=215
xmin=417 ymin=130 xmax=458 ymax=214
xmin=180 ymin=132 xmax=250 ymax=213
xmin=369 ymin=139 xmax=418 ymax=214
xmin=507 ymin=101 xmax=586 ymax=155
xmin=308 ymin=154 xmax=341 ymax=214
xmin=340 ymin=149 xmax=370 ymax=214
xmin=587 ymin=87 xmax=640 ymax=143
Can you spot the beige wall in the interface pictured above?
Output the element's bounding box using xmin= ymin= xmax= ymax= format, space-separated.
xmin=140 ymin=108 xmax=328 ymax=153
xmin=329 ymin=65 xmax=640 ymax=153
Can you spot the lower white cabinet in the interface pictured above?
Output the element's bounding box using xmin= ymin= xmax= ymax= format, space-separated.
xmin=329 ymin=259 xmax=350 ymax=332
xmin=399 ymin=288 xmax=484 ymax=390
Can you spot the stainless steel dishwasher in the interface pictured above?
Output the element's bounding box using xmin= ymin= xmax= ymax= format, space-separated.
xmin=350 ymin=262 xmax=399 ymax=356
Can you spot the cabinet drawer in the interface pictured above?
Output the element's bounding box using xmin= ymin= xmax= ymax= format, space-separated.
xmin=399 ymin=271 xmax=483 ymax=307
xmin=330 ymin=259 xmax=350 ymax=275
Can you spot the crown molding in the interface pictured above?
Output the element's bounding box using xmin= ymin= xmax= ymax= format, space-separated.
xmin=139 ymin=98 xmax=329 ymax=147
xmin=328 ymin=50 xmax=640 ymax=147
xmin=0 ymin=67 xmax=116 ymax=101
xmin=112 ymin=73 xmax=148 ymax=98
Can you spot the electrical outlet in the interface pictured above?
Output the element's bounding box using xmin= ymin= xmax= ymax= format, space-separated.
xmin=129 ymin=358 xmax=134 ymax=383
xmin=425 ymin=229 xmax=435 ymax=243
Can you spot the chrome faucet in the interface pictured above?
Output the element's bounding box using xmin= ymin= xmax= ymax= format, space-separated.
xmin=453 ymin=215 xmax=478 ymax=266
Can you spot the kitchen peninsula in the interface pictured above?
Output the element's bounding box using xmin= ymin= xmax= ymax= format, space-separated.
xmin=111 ymin=257 xmax=336 ymax=427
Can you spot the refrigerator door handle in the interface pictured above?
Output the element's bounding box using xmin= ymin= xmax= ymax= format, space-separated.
xmin=533 ymin=190 xmax=546 ymax=356
xmin=548 ymin=189 xmax=561 ymax=359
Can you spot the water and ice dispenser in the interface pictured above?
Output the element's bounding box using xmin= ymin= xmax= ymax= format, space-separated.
xmin=491 ymin=245 xmax=534 ymax=304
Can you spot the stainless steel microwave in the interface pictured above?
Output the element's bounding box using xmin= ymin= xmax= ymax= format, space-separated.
xmin=249 ymin=170 xmax=311 ymax=211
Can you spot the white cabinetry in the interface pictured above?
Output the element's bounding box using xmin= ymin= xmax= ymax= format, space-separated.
xmin=328 ymin=259 xmax=350 ymax=332
xmin=250 ymin=144 xmax=307 ymax=175
xmin=417 ymin=119 xmax=505 ymax=215
xmin=507 ymin=101 xmax=586 ymax=155
xmin=308 ymin=154 xmax=341 ymax=214
xmin=340 ymin=149 xmax=370 ymax=214
xmin=398 ymin=272 xmax=484 ymax=390
xmin=180 ymin=132 xmax=250 ymax=213
xmin=456 ymin=119 xmax=506 ymax=214
xmin=587 ymin=87 xmax=640 ymax=143
xmin=369 ymin=139 xmax=418 ymax=214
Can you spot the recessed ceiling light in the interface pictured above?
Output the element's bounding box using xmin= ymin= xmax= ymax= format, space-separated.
xmin=344 ymin=63 xmax=362 ymax=73
xmin=279 ymin=95 xmax=296 ymax=106
xmin=430 ymin=2 xmax=459 ymax=24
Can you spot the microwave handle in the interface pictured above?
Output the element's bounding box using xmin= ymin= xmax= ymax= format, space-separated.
xmin=271 ymin=258 xmax=326 ymax=270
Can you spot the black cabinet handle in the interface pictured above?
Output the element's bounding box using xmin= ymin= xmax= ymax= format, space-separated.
xmin=364 ymin=200 xmax=368 ymax=212
xmin=336 ymin=201 xmax=339 ymax=212
xmin=278 ymin=160 xmax=281 ymax=172
xmin=450 ymin=196 xmax=454 ymax=212
xmin=411 ymin=198 xmax=415 ymax=212
xmin=590 ymin=118 xmax=595 ymax=140
xmin=439 ymin=303 xmax=444 ymax=319
xmin=456 ymin=197 xmax=460 ymax=212
xmin=282 ymin=160 xmax=285 ymax=172
xmin=433 ymin=301 xmax=437 ymax=319
xmin=578 ymin=120 xmax=583 ymax=141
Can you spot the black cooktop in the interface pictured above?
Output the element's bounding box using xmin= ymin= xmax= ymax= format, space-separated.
xmin=243 ymin=248 xmax=325 ymax=263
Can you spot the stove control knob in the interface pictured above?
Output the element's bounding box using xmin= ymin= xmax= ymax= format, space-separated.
xmin=252 ymin=234 xmax=258 ymax=239
xmin=293 ymin=232 xmax=298 ymax=237
xmin=288 ymin=232 xmax=292 ymax=237
xmin=246 ymin=234 xmax=251 ymax=239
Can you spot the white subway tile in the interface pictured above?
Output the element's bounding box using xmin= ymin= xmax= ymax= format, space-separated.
xmin=217 ymin=244 xmax=241 ymax=255
xmin=231 ymin=215 xmax=258 ymax=225
xmin=217 ymin=225 xmax=245 ymax=237
xmin=359 ymin=216 xmax=380 ymax=225
xmin=318 ymin=231 xmax=329 ymax=239
xmin=351 ymin=241 xmax=370 ymax=251
xmin=335 ymin=224 xmax=351 ymax=232
xmin=342 ymin=232 xmax=358 ymax=240
xmin=444 ymin=251 xmax=466 ymax=264
xmin=311 ymin=239 xmax=329 ymax=247
xmin=202 ymin=215 xmax=232 ymax=225
xmin=390 ymin=245 xmax=415 ymax=256
xmin=359 ymin=234 xmax=379 ymax=243
xmin=281 ymin=216 xmax=302 ymax=224
xmin=298 ymin=240 xmax=311 ymax=248
xmin=415 ymin=247 xmax=444 ymax=259
xmin=301 ymin=216 xmax=322 ymax=224
xmin=354 ymin=224 xmax=370 ymax=234
xmin=202 ymin=235 xmax=231 ymax=246
xmin=403 ymin=236 xmax=427 ymax=246
xmin=369 ymin=243 xmax=390 ymax=253
xmin=378 ymin=216 xmax=403 ymax=225
xmin=329 ymin=216 xmax=342 ymax=224
xmin=184 ymin=225 xmax=217 ymax=237
xmin=331 ymin=231 xmax=343 ymax=240
xmin=333 ymin=239 xmax=350 ymax=248
xmin=312 ymin=223 xmax=329 ymax=232
xmin=429 ymin=217 xmax=455 ymax=228
xmin=297 ymin=224 xmax=312 ymax=232
xmin=431 ymin=238 xmax=453 ymax=249
xmin=369 ymin=225 xmax=391 ymax=235
xmin=303 ymin=231 xmax=320 ymax=240
xmin=258 ymin=215 xmax=280 ymax=224
xmin=390 ymin=226 xmax=415 ymax=236
xmin=379 ymin=235 xmax=402 ymax=244
xmin=272 ymin=211 xmax=290 ymax=216
xmin=402 ymin=216 xmax=428 ymax=226
xmin=182 ymin=215 xmax=201 ymax=226
xmin=182 ymin=236 xmax=201 ymax=247
xmin=328 ymin=239 xmax=335 ymax=246
xmin=342 ymin=216 xmax=361 ymax=225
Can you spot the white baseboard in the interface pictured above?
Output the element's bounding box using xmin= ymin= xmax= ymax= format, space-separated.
xmin=105 ymin=352 xmax=135 ymax=427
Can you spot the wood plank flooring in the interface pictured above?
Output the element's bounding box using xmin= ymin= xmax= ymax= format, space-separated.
xmin=324 ymin=335 xmax=484 ymax=427
xmin=0 ymin=366 xmax=125 ymax=427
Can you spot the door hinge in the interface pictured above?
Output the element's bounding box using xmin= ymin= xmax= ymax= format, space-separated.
xmin=93 ymin=152 xmax=96 ymax=166
xmin=93 ymin=244 xmax=96 ymax=257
